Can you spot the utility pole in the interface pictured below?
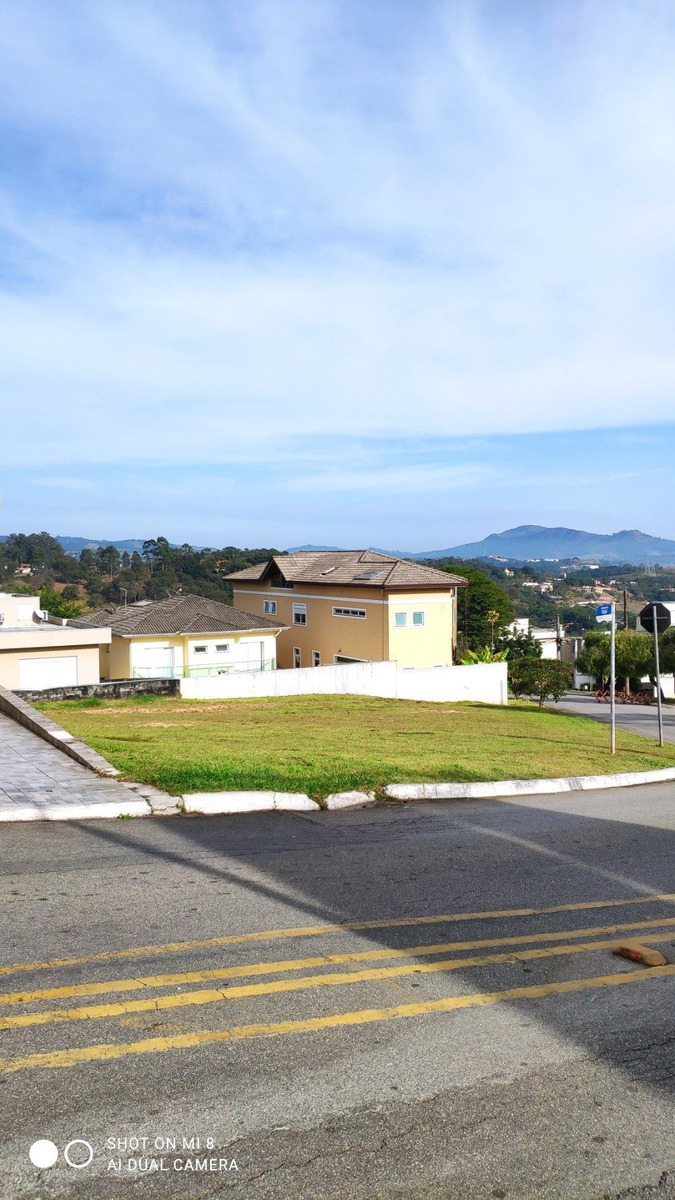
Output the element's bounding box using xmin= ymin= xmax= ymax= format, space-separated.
xmin=623 ymin=588 xmax=628 ymax=630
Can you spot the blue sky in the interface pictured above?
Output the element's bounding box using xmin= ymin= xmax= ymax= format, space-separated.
xmin=2 ymin=0 xmax=675 ymax=551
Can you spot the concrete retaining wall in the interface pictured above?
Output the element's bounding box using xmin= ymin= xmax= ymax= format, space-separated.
xmin=15 ymin=677 xmax=181 ymax=703
xmin=179 ymin=661 xmax=507 ymax=705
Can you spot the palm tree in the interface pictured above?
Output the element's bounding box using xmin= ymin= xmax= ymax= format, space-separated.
xmin=487 ymin=609 xmax=500 ymax=651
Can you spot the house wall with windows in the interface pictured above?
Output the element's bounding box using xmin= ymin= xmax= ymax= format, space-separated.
xmin=387 ymin=593 xmax=455 ymax=669
xmin=232 ymin=581 xmax=456 ymax=669
xmin=234 ymin=582 xmax=387 ymax=669
xmin=100 ymin=632 xmax=279 ymax=680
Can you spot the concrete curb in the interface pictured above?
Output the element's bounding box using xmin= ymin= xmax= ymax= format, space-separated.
xmin=384 ymin=766 xmax=675 ymax=802
xmin=182 ymin=791 xmax=320 ymax=814
xmin=0 ymin=798 xmax=152 ymax=822
xmin=325 ymin=791 xmax=376 ymax=810
xmin=0 ymin=685 xmax=121 ymax=777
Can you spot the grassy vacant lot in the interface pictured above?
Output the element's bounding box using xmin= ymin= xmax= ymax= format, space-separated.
xmin=38 ymin=694 xmax=675 ymax=800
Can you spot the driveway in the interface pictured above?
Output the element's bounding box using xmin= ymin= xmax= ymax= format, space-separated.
xmin=0 ymin=711 xmax=146 ymax=818
xmin=555 ymin=691 xmax=675 ymax=743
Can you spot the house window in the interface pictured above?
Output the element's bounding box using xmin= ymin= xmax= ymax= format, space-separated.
xmin=412 ymin=611 xmax=425 ymax=627
xmin=215 ymin=644 xmax=230 ymax=652
xmin=334 ymin=654 xmax=366 ymax=664
xmin=394 ymin=612 xmax=407 ymax=628
xmin=293 ymin=647 xmax=301 ymax=668
xmin=293 ymin=603 xmax=307 ymax=626
xmin=193 ymin=645 xmax=207 ymax=654
xmin=332 ymin=607 xmax=366 ymax=619
xmin=312 ymin=651 xmax=321 ymax=666
xmin=263 ymin=599 xmax=277 ymax=615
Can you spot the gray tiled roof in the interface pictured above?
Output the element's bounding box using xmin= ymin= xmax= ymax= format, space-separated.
xmin=72 ymin=594 xmax=287 ymax=637
xmin=225 ymin=551 xmax=466 ymax=590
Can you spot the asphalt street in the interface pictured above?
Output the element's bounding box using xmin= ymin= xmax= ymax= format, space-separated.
xmin=2 ymin=787 xmax=675 ymax=1200
xmin=556 ymin=692 xmax=675 ymax=743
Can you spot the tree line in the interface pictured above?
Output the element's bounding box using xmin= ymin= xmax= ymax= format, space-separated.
xmin=0 ymin=532 xmax=277 ymax=617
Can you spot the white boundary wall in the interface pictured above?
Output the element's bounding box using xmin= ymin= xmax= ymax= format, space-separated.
xmin=179 ymin=661 xmax=507 ymax=705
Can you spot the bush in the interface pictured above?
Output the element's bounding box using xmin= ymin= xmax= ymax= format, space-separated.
xmin=509 ymin=659 xmax=572 ymax=707
xmin=495 ymin=632 xmax=543 ymax=662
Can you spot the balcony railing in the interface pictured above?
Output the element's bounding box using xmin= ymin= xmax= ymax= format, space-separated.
xmin=132 ymin=659 xmax=276 ymax=680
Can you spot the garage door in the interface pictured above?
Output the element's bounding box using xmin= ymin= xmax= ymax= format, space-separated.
xmin=18 ymin=656 xmax=78 ymax=690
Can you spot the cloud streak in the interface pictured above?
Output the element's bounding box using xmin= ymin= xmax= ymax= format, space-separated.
xmin=1 ymin=1 xmax=675 ymax=541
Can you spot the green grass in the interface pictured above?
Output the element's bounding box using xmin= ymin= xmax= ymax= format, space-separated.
xmin=36 ymin=694 xmax=675 ymax=800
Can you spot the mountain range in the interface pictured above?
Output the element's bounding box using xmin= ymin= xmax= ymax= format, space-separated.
xmin=289 ymin=526 xmax=675 ymax=565
xmin=3 ymin=526 xmax=675 ymax=565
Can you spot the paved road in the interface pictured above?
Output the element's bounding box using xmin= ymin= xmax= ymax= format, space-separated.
xmin=0 ymin=711 xmax=140 ymax=817
xmin=3 ymin=788 xmax=675 ymax=1199
xmin=555 ymin=692 xmax=675 ymax=743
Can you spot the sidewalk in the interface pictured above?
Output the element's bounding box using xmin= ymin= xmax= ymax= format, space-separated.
xmin=554 ymin=691 xmax=675 ymax=744
xmin=0 ymin=711 xmax=157 ymax=820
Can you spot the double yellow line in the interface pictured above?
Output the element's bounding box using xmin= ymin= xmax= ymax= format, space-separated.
xmin=2 ymin=893 xmax=674 ymax=1073
xmin=4 ymin=891 xmax=675 ymax=978
xmin=3 ymin=964 xmax=675 ymax=1074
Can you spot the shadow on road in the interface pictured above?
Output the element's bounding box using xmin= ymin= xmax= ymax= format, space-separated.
xmin=66 ymin=787 xmax=675 ymax=1100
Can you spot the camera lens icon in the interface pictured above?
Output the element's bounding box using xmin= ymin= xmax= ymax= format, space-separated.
xmin=29 ymin=1138 xmax=94 ymax=1170
xmin=64 ymin=1140 xmax=94 ymax=1169
xmin=29 ymin=1140 xmax=58 ymax=1169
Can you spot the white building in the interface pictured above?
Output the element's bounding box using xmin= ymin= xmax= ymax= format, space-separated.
xmin=0 ymin=593 xmax=110 ymax=691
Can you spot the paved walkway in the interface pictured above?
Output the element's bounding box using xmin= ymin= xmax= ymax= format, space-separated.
xmin=555 ymin=691 xmax=675 ymax=743
xmin=0 ymin=712 xmax=153 ymax=820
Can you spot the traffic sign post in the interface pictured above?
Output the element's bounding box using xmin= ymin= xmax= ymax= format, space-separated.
xmin=639 ymin=602 xmax=672 ymax=747
xmin=596 ymin=604 xmax=616 ymax=755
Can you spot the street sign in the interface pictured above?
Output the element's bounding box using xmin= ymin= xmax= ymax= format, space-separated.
xmin=596 ymin=604 xmax=614 ymax=623
xmin=639 ymin=602 xmax=673 ymax=635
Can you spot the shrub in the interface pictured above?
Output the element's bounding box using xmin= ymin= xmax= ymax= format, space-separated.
xmin=509 ymin=659 xmax=572 ymax=707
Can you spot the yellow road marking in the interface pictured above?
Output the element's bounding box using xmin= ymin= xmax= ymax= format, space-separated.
xmin=3 ymin=963 xmax=674 ymax=1073
xmin=3 ymin=933 xmax=675 ymax=1032
xmin=2 ymin=893 xmax=674 ymax=979
xmin=4 ymin=914 xmax=675 ymax=1007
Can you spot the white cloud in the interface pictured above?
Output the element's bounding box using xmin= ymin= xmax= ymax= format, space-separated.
xmin=1 ymin=1 xmax=675 ymax=469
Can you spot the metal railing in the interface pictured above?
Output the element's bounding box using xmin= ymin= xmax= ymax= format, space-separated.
xmin=132 ymin=659 xmax=276 ymax=680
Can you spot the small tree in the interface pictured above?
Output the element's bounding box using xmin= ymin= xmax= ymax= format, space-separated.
xmin=509 ymin=659 xmax=572 ymax=706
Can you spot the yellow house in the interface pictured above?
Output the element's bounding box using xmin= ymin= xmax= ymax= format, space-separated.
xmin=226 ymin=551 xmax=467 ymax=670
xmin=75 ymin=594 xmax=287 ymax=680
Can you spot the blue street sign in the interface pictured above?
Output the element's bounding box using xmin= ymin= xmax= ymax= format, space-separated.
xmin=596 ymin=603 xmax=614 ymax=623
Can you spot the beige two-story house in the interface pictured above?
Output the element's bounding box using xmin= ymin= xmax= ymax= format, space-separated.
xmin=226 ymin=551 xmax=467 ymax=670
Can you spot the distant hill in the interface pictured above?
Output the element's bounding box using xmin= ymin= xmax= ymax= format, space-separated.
xmin=0 ymin=535 xmax=195 ymax=557
xmin=285 ymin=544 xmax=343 ymax=553
xmin=417 ymin=525 xmax=675 ymax=565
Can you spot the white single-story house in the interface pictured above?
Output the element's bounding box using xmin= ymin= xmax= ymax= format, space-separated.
xmin=73 ymin=594 xmax=287 ymax=680
xmin=0 ymin=592 xmax=110 ymax=691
